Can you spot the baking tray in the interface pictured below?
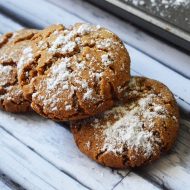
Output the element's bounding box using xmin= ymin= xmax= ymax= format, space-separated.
xmin=86 ymin=0 xmax=190 ymax=51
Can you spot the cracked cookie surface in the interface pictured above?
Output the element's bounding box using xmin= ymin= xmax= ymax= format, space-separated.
xmin=0 ymin=29 xmax=38 ymax=112
xmin=71 ymin=77 xmax=179 ymax=169
xmin=18 ymin=23 xmax=130 ymax=121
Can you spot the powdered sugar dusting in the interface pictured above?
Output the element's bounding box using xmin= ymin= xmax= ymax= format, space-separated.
xmin=0 ymin=64 xmax=13 ymax=86
xmin=102 ymin=113 xmax=154 ymax=156
xmin=101 ymin=54 xmax=113 ymax=66
xmin=124 ymin=0 xmax=190 ymax=30
xmin=49 ymin=34 xmax=76 ymax=53
xmin=30 ymin=23 xmax=129 ymax=117
xmin=32 ymin=56 xmax=97 ymax=112
xmin=0 ymin=86 xmax=22 ymax=101
xmin=17 ymin=47 xmax=33 ymax=75
xmin=65 ymin=105 xmax=72 ymax=111
xmin=93 ymin=93 xmax=169 ymax=157
xmin=32 ymin=57 xmax=74 ymax=111
xmin=76 ymin=23 xmax=101 ymax=35
xmin=83 ymin=88 xmax=93 ymax=100
xmin=37 ymin=41 xmax=47 ymax=50
xmin=96 ymin=38 xmax=118 ymax=50
xmin=125 ymin=0 xmax=189 ymax=7
xmin=76 ymin=23 xmax=92 ymax=35
xmin=48 ymin=23 xmax=101 ymax=54
xmin=0 ymin=65 xmax=12 ymax=75
xmin=85 ymin=141 xmax=91 ymax=149
xmin=61 ymin=41 xmax=76 ymax=54
xmin=46 ymin=57 xmax=71 ymax=91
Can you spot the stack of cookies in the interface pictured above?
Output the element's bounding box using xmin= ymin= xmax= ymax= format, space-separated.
xmin=0 ymin=23 xmax=179 ymax=169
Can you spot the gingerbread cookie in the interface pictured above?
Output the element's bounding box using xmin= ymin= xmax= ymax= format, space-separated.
xmin=0 ymin=29 xmax=38 ymax=113
xmin=18 ymin=23 xmax=130 ymax=121
xmin=71 ymin=77 xmax=179 ymax=169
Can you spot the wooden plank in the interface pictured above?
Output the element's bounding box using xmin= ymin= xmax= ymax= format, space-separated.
xmin=1 ymin=0 xmax=190 ymax=79
xmin=0 ymin=0 xmax=189 ymax=109
xmin=0 ymin=181 xmax=12 ymax=190
xmin=0 ymin=111 xmax=123 ymax=190
xmin=113 ymin=172 xmax=161 ymax=190
xmin=0 ymin=14 xmax=23 ymax=33
xmin=1 ymin=110 xmax=190 ymax=190
xmin=0 ymin=172 xmax=25 ymax=190
xmin=0 ymin=126 xmax=87 ymax=190
xmin=0 ymin=111 xmax=161 ymax=190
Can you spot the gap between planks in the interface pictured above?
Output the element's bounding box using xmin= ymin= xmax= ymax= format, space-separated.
xmin=0 ymin=179 xmax=14 ymax=190
xmin=0 ymin=172 xmax=25 ymax=190
xmin=1 ymin=126 xmax=92 ymax=190
xmin=1 ymin=110 xmax=190 ymax=190
xmin=0 ymin=112 xmax=163 ymax=190
xmin=0 ymin=126 xmax=89 ymax=190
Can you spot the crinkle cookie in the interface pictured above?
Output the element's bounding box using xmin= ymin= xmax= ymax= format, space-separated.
xmin=71 ymin=77 xmax=179 ymax=169
xmin=18 ymin=23 xmax=130 ymax=121
xmin=0 ymin=29 xmax=38 ymax=112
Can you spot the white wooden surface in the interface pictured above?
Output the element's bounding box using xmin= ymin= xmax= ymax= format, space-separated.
xmin=0 ymin=127 xmax=85 ymax=190
xmin=0 ymin=0 xmax=190 ymax=189
xmin=0 ymin=181 xmax=12 ymax=190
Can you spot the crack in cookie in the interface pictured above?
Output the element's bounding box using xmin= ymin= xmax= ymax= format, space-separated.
xmin=71 ymin=77 xmax=179 ymax=169
xmin=19 ymin=23 xmax=130 ymax=121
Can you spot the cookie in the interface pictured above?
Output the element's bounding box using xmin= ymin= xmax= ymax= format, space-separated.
xmin=0 ymin=29 xmax=38 ymax=113
xmin=18 ymin=23 xmax=130 ymax=121
xmin=71 ymin=77 xmax=179 ymax=169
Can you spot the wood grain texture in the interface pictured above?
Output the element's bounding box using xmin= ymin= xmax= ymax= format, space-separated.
xmin=0 ymin=112 xmax=124 ymax=190
xmin=0 ymin=172 xmax=25 ymax=190
xmin=0 ymin=13 xmax=22 ymax=40
xmin=0 ymin=127 xmax=87 ymax=190
xmin=113 ymin=172 xmax=161 ymax=190
xmin=0 ymin=181 xmax=12 ymax=190
xmin=0 ymin=0 xmax=190 ymax=110
xmin=0 ymin=14 xmax=23 ymax=33
xmin=0 ymin=110 xmax=190 ymax=190
xmin=0 ymin=111 xmax=162 ymax=190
